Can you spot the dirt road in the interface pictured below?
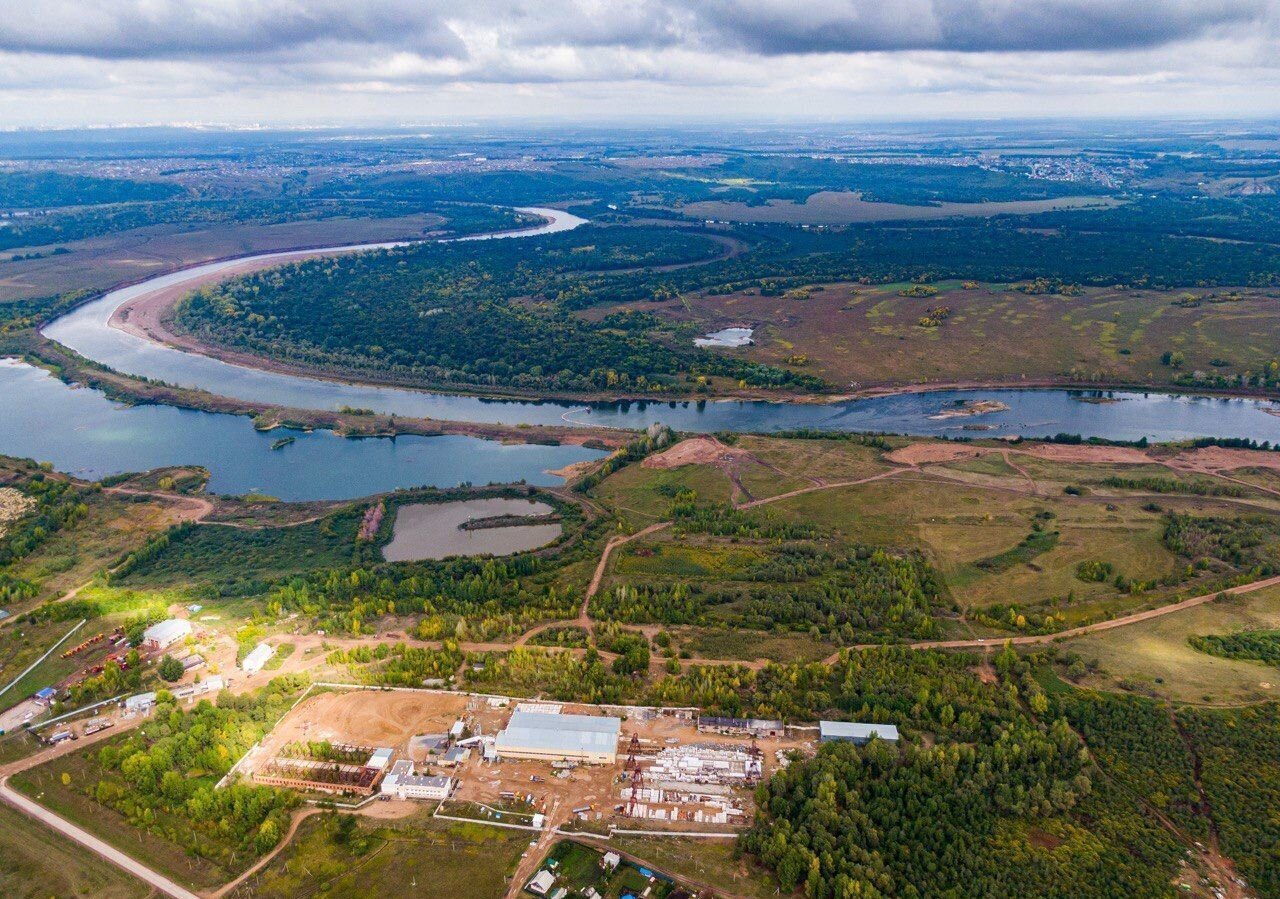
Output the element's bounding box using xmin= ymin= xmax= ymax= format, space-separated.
xmin=0 ymin=777 xmax=199 ymax=898
xmin=823 ymin=573 xmax=1280 ymax=664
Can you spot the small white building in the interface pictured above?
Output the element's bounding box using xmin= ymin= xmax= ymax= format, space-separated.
xmin=241 ymin=642 xmax=275 ymax=675
xmin=124 ymin=691 xmax=157 ymax=713
xmin=602 ymin=851 xmax=621 ymax=870
xmin=142 ymin=619 xmax=191 ymax=650
xmin=365 ymin=747 xmax=394 ymax=771
xmin=380 ymin=760 xmax=453 ymax=801
xmin=527 ymin=870 xmax=556 ymax=896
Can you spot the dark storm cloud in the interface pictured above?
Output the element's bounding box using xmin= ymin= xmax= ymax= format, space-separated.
xmin=0 ymin=0 xmax=1268 ymax=65
xmin=0 ymin=1 xmax=464 ymax=60
xmin=682 ymin=0 xmax=1268 ymax=55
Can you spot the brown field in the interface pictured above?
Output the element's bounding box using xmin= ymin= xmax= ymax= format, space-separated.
xmin=0 ymin=213 xmax=446 ymax=302
xmin=674 ymin=191 xmax=1119 ymax=224
xmin=655 ymin=279 xmax=1280 ymax=392
xmin=258 ymin=689 xmax=470 ymax=756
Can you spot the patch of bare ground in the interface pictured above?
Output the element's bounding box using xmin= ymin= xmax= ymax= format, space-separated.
xmin=641 ymin=436 xmax=752 ymax=469
xmin=1173 ymin=446 xmax=1280 ymax=471
xmin=885 ymin=443 xmax=990 ymax=466
xmin=1017 ymin=443 xmax=1155 ymax=464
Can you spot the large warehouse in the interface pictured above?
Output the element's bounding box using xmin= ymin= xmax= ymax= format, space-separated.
xmin=495 ymin=709 xmax=622 ymax=764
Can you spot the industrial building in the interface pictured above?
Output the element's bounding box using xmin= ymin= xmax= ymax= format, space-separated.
xmin=124 ymin=691 xmax=157 ymax=713
xmin=142 ymin=619 xmax=192 ymax=650
xmin=819 ymin=721 xmax=900 ymax=745
xmin=241 ymin=642 xmax=275 ymax=674
xmin=494 ymin=709 xmax=621 ymax=764
xmin=381 ymin=760 xmax=454 ymax=801
xmin=696 ymin=715 xmax=784 ymax=737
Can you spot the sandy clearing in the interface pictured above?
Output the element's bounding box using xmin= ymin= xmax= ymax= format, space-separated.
xmin=641 ymin=436 xmax=751 ymax=469
xmin=885 ymin=443 xmax=990 ymax=466
xmin=1173 ymin=446 xmax=1280 ymax=471
xmin=1014 ymin=444 xmax=1155 ymax=464
xmin=263 ymin=690 xmax=469 ymax=754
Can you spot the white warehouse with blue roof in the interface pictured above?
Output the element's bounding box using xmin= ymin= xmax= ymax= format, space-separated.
xmin=494 ymin=709 xmax=622 ymax=764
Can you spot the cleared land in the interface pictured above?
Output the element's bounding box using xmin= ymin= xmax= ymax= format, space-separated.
xmin=240 ymin=811 xmax=529 ymax=899
xmin=659 ymin=279 xmax=1280 ymax=392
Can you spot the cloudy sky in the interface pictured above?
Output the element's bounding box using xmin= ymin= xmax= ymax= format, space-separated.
xmin=1 ymin=0 xmax=1277 ymax=127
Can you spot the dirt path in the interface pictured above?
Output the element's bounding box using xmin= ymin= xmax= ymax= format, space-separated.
xmin=1002 ymin=450 xmax=1038 ymax=494
xmin=502 ymin=797 xmax=563 ymax=899
xmin=212 ymin=807 xmax=323 ymax=898
xmin=822 ymin=573 xmax=1280 ymax=664
xmin=103 ymin=486 xmax=215 ymax=523
xmin=579 ymin=522 xmax=672 ymax=630
xmin=736 ymin=467 xmax=905 ymax=509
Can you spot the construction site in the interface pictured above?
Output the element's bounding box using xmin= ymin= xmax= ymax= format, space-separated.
xmin=238 ymin=685 xmax=821 ymax=831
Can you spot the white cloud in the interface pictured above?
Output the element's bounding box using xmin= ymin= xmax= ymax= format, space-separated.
xmin=0 ymin=0 xmax=1275 ymax=125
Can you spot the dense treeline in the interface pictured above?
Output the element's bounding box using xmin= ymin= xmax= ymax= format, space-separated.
xmin=0 ymin=170 xmax=183 ymax=209
xmin=1102 ymin=475 xmax=1246 ymax=497
xmin=176 ymin=223 xmax=823 ymax=395
xmin=0 ymin=196 xmax=524 ymax=255
xmin=1057 ymin=691 xmax=1207 ymax=839
xmin=738 ymin=648 xmax=1184 ymax=898
xmin=1177 ymin=704 xmax=1280 ymax=897
xmin=1163 ymin=513 xmax=1280 ymax=574
xmin=0 ymin=473 xmax=90 ymax=567
xmin=79 ymin=678 xmax=305 ymax=870
xmin=1188 ymin=629 xmax=1280 ymax=666
xmin=327 ymin=640 xmax=465 ymax=685
xmin=597 ymin=543 xmax=941 ymax=641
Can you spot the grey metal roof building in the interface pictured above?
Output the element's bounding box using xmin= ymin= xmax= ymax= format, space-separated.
xmin=495 ymin=709 xmax=622 ymax=763
xmin=819 ymin=721 xmax=900 ymax=744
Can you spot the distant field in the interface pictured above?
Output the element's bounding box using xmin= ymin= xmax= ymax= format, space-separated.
xmin=673 ymin=279 xmax=1280 ymax=391
xmin=675 ymin=191 xmax=1120 ymax=224
xmin=0 ymin=800 xmax=147 ymax=899
xmin=0 ymin=213 xmax=447 ymax=302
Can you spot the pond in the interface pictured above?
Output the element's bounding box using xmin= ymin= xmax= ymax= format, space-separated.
xmin=381 ymin=498 xmax=562 ymax=561
xmin=694 ymin=327 xmax=754 ymax=348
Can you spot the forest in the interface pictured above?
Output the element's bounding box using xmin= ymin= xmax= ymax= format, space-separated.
xmin=175 ymin=223 xmax=825 ymax=395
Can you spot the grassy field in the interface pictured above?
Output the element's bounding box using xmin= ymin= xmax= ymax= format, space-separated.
xmin=0 ymin=799 xmax=148 ymax=899
xmin=593 ymin=461 xmax=733 ymax=526
xmin=11 ymin=749 xmax=232 ymax=891
xmin=1063 ymin=584 xmax=1280 ymax=704
xmin=245 ymin=811 xmax=530 ymax=898
xmin=120 ymin=507 xmax=363 ymax=589
xmin=679 ymin=627 xmax=833 ymax=664
xmin=669 ymin=278 xmax=1280 ymax=391
xmin=604 ymin=834 xmax=785 ymax=899
xmin=761 ymin=476 xmax=1243 ymax=616
xmin=0 ymin=484 xmax=187 ymax=615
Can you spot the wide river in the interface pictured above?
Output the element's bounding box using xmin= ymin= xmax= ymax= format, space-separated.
xmin=3 ymin=205 xmax=1279 ymax=499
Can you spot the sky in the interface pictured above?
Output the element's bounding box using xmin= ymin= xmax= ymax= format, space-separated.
xmin=0 ymin=0 xmax=1278 ymax=128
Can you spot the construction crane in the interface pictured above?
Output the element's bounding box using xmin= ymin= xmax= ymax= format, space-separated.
xmin=624 ymin=733 xmax=644 ymax=817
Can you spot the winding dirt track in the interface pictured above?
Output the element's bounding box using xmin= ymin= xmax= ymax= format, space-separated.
xmin=821 ymin=573 xmax=1280 ymax=665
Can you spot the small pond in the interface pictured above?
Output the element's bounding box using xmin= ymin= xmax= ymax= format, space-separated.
xmin=382 ymin=497 xmax=562 ymax=562
xmin=694 ymin=327 xmax=755 ymax=348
